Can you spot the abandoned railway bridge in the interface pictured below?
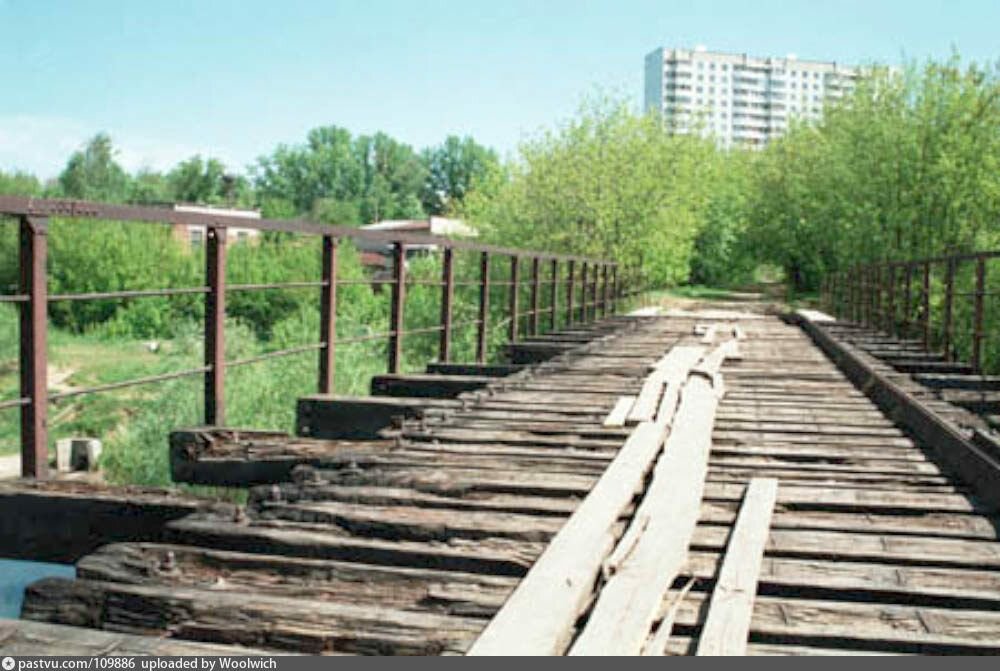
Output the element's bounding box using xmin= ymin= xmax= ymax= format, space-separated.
xmin=1 ymin=197 xmax=1000 ymax=656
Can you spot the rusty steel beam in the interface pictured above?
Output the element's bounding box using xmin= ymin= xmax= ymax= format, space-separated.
xmin=972 ymin=256 xmax=986 ymax=373
xmin=318 ymin=236 xmax=338 ymax=394
xmin=888 ymin=264 xmax=898 ymax=335
xmin=943 ymin=258 xmax=955 ymax=361
xmin=439 ymin=247 xmax=454 ymax=363
xmin=204 ymin=226 xmax=226 ymax=426
xmin=0 ymin=196 xmax=611 ymax=266
xmin=388 ymin=243 xmax=406 ymax=374
xmin=566 ymin=260 xmax=576 ymax=325
xmin=529 ymin=257 xmax=540 ymax=336
xmin=19 ymin=216 xmax=48 ymax=478
xmin=549 ymin=259 xmax=558 ymax=331
xmin=477 ymin=252 xmax=490 ymax=364
xmin=921 ymin=261 xmax=931 ymax=351
xmin=508 ymin=255 xmax=520 ymax=342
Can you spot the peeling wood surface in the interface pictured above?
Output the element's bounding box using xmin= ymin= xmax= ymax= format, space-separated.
xmin=13 ymin=311 xmax=1000 ymax=656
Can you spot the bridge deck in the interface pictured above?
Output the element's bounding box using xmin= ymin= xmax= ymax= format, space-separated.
xmin=6 ymin=309 xmax=1000 ymax=655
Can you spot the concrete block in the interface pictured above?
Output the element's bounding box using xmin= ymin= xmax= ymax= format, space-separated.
xmin=55 ymin=438 xmax=103 ymax=472
xmin=55 ymin=439 xmax=74 ymax=473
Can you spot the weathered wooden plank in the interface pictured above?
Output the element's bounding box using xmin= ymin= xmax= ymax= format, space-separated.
xmin=698 ymin=501 xmax=997 ymax=541
xmin=296 ymin=395 xmax=460 ymax=439
xmin=695 ymin=478 xmax=778 ymax=656
xmin=570 ymin=345 xmax=727 ymax=655
xmin=0 ymin=618 xmax=274 ymax=656
xmin=468 ymin=420 xmax=667 ymax=655
xmin=603 ymin=396 xmax=636 ymax=427
xmin=684 ymin=551 xmax=1000 ymax=606
xmin=672 ymin=591 xmax=1000 ymax=654
xmin=371 ymin=373 xmax=491 ymax=399
xmin=167 ymin=514 xmax=540 ymax=576
xmin=692 ymin=525 xmax=1000 ymax=570
xmin=22 ymin=577 xmax=483 ymax=655
xmin=253 ymin=499 xmax=564 ymax=543
xmin=627 ymin=346 xmax=705 ymax=424
xmin=77 ymin=542 xmax=515 ymax=618
xmin=0 ymin=480 xmax=204 ymax=563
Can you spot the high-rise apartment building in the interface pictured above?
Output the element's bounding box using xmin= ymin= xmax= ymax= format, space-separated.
xmin=644 ymin=46 xmax=859 ymax=147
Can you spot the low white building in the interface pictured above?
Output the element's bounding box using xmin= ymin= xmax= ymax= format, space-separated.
xmin=171 ymin=203 xmax=262 ymax=248
xmin=356 ymin=217 xmax=476 ymax=269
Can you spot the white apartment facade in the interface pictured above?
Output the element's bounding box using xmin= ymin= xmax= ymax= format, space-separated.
xmin=644 ymin=46 xmax=859 ymax=147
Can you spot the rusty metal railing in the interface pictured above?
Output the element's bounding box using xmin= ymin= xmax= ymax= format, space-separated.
xmin=0 ymin=196 xmax=633 ymax=478
xmin=821 ymin=250 xmax=998 ymax=373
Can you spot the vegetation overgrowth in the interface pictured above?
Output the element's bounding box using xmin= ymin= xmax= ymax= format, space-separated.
xmin=1 ymin=52 xmax=997 ymax=485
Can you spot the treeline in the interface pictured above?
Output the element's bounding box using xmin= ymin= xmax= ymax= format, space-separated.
xmin=461 ymin=54 xmax=1000 ymax=293
xmin=0 ymin=129 xmax=499 ymax=222
xmin=0 ymin=128 xmax=499 ymax=338
xmin=749 ymin=54 xmax=1000 ymax=290
xmin=3 ymin=50 xmax=999 ymax=309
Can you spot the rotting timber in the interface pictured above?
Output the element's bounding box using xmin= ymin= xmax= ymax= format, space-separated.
xmin=7 ymin=307 xmax=1000 ymax=655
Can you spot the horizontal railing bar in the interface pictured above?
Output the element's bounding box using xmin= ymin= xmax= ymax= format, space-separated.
xmin=336 ymin=279 xmax=393 ymax=286
xmin=226 ymin=343 xmax=325 ymax=368
xmin=0 ymin=397 xmax=30 ymax=410
xmin=338 ymin=331 xmax=394 ymax=345
xmin=228 ymin=281 xmax=326 ymax=292
xmin=0 ymin=196 xmax=613 ymax=265
xmin=406 ymin=280 xmax=446 ymax=287
xmin=450 ymin=319 xmax=482 ymax=330
xmin=400 ymin=325 xmax=446 ymax=336
xmin=0 ymin=294 xmax=28 ymax=303
xmin=48 ymin=287 xmax=210 ymax=302
xmin=49 ymin=366 xmax=209 ymax=401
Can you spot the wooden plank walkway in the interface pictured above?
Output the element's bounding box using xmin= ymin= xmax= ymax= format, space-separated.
xmin=5 ymin=309 xmax=1000 ymax=656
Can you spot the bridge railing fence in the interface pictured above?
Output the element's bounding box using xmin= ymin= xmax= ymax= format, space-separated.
xmin=821 ymin=250 xmax=1000 ymax=375
xmin=0 ymin=196 xmax=633 ymax=479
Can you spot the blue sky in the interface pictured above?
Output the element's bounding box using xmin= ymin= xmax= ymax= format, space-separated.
xmin=1 ymin=0 xmax=997 ymax=178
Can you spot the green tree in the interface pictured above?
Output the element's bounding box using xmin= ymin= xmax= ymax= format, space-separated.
xmin=461 ymin=97 xmax=720 ymax=286
xmin=252 ymin=125 xmax=363 ymax=218
xmin=747 ymin=55 xmax=1000 ymax=290
xmin=168 ymin=155 xmax=228 ymax=204
xmin=421 ymin=135 xmax=499 ymax=214
xmin=0 ymin=170 xmax=42 ymax=196
xmin=354 ymin=132 xmax=427 ymax=224
xmin=57 ymin=134 xmax=130 ymax=202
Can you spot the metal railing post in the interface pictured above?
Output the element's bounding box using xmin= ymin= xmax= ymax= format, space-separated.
xmin=477 ymin=252 xmax=490 ymax=363
xmin=19 ymin=216 xmax=48 ymax=478
xmin=600 ymin=264 xmax=609 ymax=317
xmin=549 ymin=259 xmax=558 ymax=331
xmin=566 ymin=260 xmax=576 ymax=325
xmin=611 ymin=264 xmax=618 ymax=314
xmin=205 ymin=225 xmax=226 ymax=426
xmin=388 ymin=242 xmax=406 ymax=374
xmin=973 ymin=256 xmax=986 ymax=372
xmin=580 ymin=261 xmax=588 ymax=323
xmin=903 ymin=263 xmax=913 ymax=338
xmin=943 ymin=258 xmax=955 ymax=361
xmin=529 ymin=257 xmax=540 ymax=336
xmin=318 ymin=235 xmax=338 ymax=394
xmin=886 ymin=264 xmax=896 ymax=335
xmin=921 ymin=261 xmax=931 ymax=350
xmin=509 ymin=255 xmax=520 ymax=342
xmin=590 ymin=263 xmax=599 ymax=321
xmin=873 ymin=266 xmax=882 ymax=330
xmin=439 ymin=247 xmax=454 ymax=362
